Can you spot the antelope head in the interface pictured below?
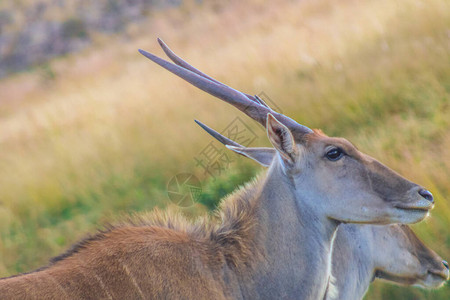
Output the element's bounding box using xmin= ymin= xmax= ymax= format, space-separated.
xmin=139 ymin=39 xmax=434 ymax=225
xmin=372 ymin=224 xmax=449 ymax=288
xmin=198 ymin=124 xmax=449 ymax=290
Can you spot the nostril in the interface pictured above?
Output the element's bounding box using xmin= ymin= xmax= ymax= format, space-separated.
xmin=418 ymin=189 xmax=434 ymax=203
xmin=443 ymin=260 xmax=449 ymax=270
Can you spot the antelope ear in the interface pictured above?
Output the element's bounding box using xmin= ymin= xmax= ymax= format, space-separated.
xmin=225 ymin=146 xmax=275 ymax=167
xmin=266 ymin=113 xmax=297 ymax=166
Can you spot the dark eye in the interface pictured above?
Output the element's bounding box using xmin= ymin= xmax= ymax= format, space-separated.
xmin=326 ymin=148 xmax=344 ymax=161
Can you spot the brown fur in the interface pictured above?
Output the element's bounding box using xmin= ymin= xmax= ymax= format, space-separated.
xmin=0 ymin=179 xmax=264 ymax=300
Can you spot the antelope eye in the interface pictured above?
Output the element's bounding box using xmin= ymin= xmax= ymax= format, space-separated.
xmin=326 ymin=148 xmax=344 ymax=161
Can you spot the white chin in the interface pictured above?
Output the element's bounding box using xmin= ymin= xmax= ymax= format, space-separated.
xmin=395 ymin=208 xmax=429 ymax=224
xmin=415 ymin=275 xmax=447 ymax=289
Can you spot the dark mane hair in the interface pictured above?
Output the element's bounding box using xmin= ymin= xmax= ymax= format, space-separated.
xmin=1 ymin=174 xmax=265 ymax=281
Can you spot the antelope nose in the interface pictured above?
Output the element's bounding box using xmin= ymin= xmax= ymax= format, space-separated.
xmin=418 ymin=189 xmax=434 ymax=203
xmin=443 ymin=260 xmax=449 ymax=270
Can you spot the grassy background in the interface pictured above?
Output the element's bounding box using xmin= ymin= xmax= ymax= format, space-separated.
xmin=0 ymin=0 xmax=449 ymax=298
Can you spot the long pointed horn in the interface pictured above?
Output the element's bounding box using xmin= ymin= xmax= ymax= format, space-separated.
xmin=139 ymin=40 xmax=312 ymax=134
xmin=139 ymin=48 xmax=267 ymax=126
xmin=158 ymin=38 xmax=283 ymax=115
xmin=194 ymin=120 xmax=243 ymax=147
xmin=195 ymin=119 xmax=276 ymax=167
xmin=158 ymin=38 xmax=265 ymax=107
xmin=158 ymin=38 xmax=225 ymax=87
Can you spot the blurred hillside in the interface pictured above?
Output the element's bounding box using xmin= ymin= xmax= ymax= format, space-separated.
xmin=0 ymin=0 xmax=449 ymax=299
xmin=0 ymin=0 xmax=181 ymax=77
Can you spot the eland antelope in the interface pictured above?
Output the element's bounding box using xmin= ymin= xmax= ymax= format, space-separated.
xmin=198 ymin=121 xmax=449 ymax=300
xmin=325 ymin=224 xmax=449 ymax=300
xmin=0 ymin=40 xmax=436 ymax=299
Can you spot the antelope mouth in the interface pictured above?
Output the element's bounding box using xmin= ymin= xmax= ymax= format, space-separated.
xmin=393 ymin=203 xmax=433 ymax=212
xmin=417 ymin=270 xmax=450 ymax=288
xmin=428 ymin=269 xmax=449 ymax=281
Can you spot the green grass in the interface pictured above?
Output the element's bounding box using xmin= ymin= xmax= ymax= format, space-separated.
xmin=0 ymin=0 xmax=449 ymax=299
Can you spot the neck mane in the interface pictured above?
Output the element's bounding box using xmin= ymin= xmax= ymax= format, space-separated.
xmin=1 ymin=173 xmax=266 ymax=277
